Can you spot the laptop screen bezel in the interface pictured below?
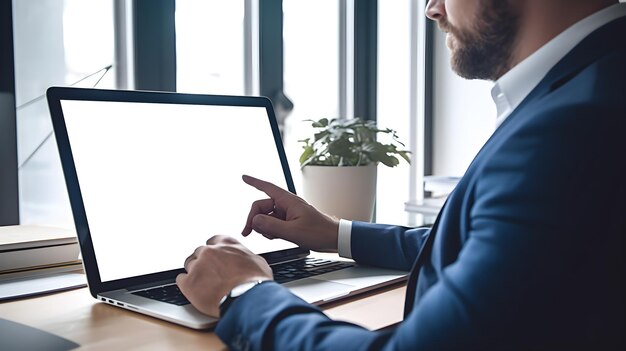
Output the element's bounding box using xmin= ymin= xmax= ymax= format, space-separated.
xmin=47 ymin=87 xmax=309 ymax=297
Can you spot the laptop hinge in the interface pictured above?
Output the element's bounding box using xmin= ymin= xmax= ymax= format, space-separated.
xmin=126 ymin=278 xmax=176 ymax=292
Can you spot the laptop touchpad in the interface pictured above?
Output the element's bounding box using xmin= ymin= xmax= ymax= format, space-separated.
xmin=316 ymin=266 xmax=406 ymax=287
xmin=283 ymin=278 xmax=354 ymax=304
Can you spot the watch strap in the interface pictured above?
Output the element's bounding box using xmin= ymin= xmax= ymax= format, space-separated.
xmin=219 ymin=280 xmax=268 ymax=317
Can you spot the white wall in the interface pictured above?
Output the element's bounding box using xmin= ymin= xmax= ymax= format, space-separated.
xmin=431 ymin=29 xmax=495 ymax=177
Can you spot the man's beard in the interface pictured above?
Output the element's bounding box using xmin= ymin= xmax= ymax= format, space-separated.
xmin=440 ymin=0 xmax=520 ymax=81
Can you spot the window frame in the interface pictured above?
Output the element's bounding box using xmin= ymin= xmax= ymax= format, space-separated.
xmin=133 ymin=0 xmax=177 ymax=91
xmin=406 ymin=0 xmax=434 ymax=224
xmin=0 ymin=0 xmax=434 ymax=226
xmin=0 ymin=0 xmax=19 ymax=225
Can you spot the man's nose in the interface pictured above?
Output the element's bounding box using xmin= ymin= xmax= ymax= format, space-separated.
xmin=425 ymin=0 xmax=445 ymax=21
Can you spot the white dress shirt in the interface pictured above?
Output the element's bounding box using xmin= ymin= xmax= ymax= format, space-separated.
xmin=492 ymin=3 xmax=626 ymax=127
xmin=337 ymin=3 xmax=626 ymax=259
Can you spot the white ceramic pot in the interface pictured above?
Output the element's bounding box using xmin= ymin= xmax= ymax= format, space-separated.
xmin=301 ymin=163 xmax=377 ymax=222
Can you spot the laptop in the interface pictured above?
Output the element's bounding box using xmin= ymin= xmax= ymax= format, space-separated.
xmin=47 ymin=87 xmax=408 ymax=329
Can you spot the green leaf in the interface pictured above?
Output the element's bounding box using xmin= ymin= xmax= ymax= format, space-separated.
xmin=328 ymin=138 xmax=356 ymax=159
xmin=299 ymin=146 xmax=315 ymax=165
xmin=399 ymin=151 xmax=411 ymax=164
xmin=311 ymin=118 xmax=329 ymax=128
xmin=314 ymin=130 xmax=330 ymax=142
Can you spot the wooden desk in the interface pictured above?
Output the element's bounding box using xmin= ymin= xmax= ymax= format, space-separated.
xmin=0 ymin=282 xmax=406 ymax=350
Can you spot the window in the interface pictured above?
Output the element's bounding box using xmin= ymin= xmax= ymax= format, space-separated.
xmin=282 ymin=0 xmax=341 ymax=192
xmin=3 ymin=0 xmax=432 ymax=227
xmin=376 ymin=0 xmax=412 ymax=225
xmin=13 ymin=0 xmax=116 ymax=227
xmin=175 ymin=0 xmax=246 ymax=95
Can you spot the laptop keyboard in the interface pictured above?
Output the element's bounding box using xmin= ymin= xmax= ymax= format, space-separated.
xmin=271 ymin=258 xmax=355 ymax=284
xmin=132 ymin=258 xmax=355 ymax=306
xmin=132 ymin=284 xmax=190 ymax=306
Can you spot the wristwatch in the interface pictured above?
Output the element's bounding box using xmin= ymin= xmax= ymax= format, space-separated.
xmin=219 ymin=280 xmax=267 ymax=317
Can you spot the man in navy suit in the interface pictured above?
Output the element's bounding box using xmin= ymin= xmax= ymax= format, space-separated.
xmin=177 ymin=0 xmax=626 ymax=349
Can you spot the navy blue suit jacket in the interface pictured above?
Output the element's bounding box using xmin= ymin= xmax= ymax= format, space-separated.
xmin=216 ymin=17 xmax=626 ymax=350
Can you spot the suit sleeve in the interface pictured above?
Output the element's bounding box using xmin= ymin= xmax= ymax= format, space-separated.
xmin=216 ymin=276 xmax=485 ymax=351
xmin=215 ymin=224 xmax=432 ymax=350
xmin=349 ymin=222 xmax=430 ymax=271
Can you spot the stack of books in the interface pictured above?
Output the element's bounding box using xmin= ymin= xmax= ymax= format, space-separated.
xmin=0 ymin=225 xmax=85 ymax=301
xmin=0 ymin=225 xmax=81 ymax=274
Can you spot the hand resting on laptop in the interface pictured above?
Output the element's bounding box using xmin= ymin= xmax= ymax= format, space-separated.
xmin=176 ymin=235 xmax=273 ymax=317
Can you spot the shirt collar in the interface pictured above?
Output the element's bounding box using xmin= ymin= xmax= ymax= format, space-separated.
xmin=492 ymin=3 xmax=626 ymax=128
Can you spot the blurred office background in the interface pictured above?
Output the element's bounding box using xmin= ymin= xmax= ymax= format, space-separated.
xmin=1 ymin=0 xmax=495 ymax=230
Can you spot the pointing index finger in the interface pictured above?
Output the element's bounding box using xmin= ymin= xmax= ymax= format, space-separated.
xmin=242 ymin=175 xmax=288 ymax=199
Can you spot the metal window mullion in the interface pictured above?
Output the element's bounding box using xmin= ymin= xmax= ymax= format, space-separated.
xmin=354 ymin=0 xmax=377 ymax=122
xmin=114 ymin=0 xmax=135 ymax=90
xmin=408 ymin=0 xmax=433 ymax=210
xmin=133 ymin=0 xmax=176 ymax=91
xmin=259 ymin=0 xmax=293 ymax=133
xmin=423 ymin=19 xmax=434 ymax=177
xmin=258 ymin=0 xmax=283 ymax=99
xmin=244 ymin=0 xmax=260 ymax=96
xmin=339 ymin=0 xmax=354 ymax=120
xmin=0 ymin=0 xmax=19 ymax=225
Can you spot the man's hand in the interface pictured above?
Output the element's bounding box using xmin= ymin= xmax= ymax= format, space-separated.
xmin=242 ymin=175 xmax=340 ymax=252
xmin=176 ymin=235 xmax=272 ymax=317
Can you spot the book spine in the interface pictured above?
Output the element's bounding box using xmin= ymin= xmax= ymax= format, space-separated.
xmin=0 ymin=244 xmax=80 ymax=272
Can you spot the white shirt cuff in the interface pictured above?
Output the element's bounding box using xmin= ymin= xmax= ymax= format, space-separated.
xmin=337 ymin=219 xmax=353 ymax=259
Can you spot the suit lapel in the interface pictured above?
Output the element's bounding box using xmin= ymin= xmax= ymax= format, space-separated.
xmin=403 ymin=199 xmax=445 ymax=316
xmin=540 ymin=16 xmax=626 ymax=95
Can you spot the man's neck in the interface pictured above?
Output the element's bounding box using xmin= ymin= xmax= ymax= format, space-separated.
xmin=509 ymin=0 xmax=616 ymax=72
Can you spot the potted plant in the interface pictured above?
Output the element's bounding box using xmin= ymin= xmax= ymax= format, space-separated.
xmin=298 ymin=117 xmax=410 ymax=222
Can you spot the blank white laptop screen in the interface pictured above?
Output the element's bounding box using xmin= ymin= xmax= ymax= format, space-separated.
xmin=60 ymin=100 xmax=297 ymax=282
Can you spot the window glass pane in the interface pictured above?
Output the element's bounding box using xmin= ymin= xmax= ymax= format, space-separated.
xmin=376 ymin=0 xmax=411 ymax=225
xmin=283 ymin=0 xmax=340 ymax=192
xmin=175 ymin=0 xmax=245 ymax=94
xmin=13 ymin=0 xmax=115 ymax=227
